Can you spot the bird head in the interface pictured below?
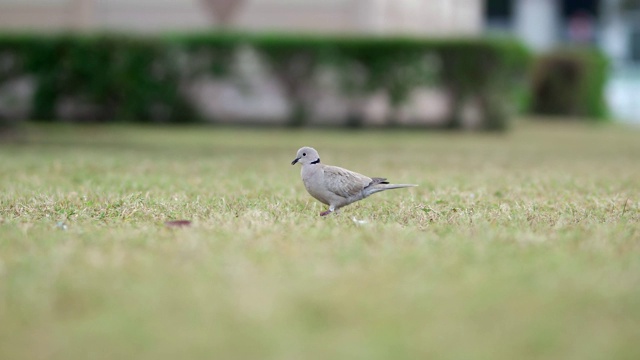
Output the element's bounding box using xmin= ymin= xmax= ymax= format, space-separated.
xmin=291 ymin=147 xmax=320 ymax=165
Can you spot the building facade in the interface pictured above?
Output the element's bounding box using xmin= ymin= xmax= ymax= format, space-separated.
xmin=485 ymin=0 xmax=640 ymax=122
xmin=0 ymin=0 xmax=482 ymax=36
xmin=486 ymin=0 xmax=639 ymax=65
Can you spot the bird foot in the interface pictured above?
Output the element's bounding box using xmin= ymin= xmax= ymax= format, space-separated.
xmin=320 ymin=210 xmax=333 ymax=216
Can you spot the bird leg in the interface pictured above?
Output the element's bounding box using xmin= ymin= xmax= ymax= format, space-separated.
xmin=320 ymin=206 xmax=335 ymax=216
xmin=320 ymin=209 xmax=332 ymax=216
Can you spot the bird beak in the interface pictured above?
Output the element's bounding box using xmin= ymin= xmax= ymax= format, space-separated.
xmin=291 ymin=157 xmax=300 ymax=165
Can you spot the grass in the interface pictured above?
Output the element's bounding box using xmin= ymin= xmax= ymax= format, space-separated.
xmin=1 ymin=121 xmax=639 ymax=360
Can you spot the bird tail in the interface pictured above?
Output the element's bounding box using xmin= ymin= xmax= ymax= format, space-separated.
xmin=364 ymin=183 xmax=417 ymax=196
xmin=382 ymin=184 xmax=417 ymax=190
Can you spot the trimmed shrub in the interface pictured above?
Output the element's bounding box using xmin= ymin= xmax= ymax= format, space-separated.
xmin=0 ymin=33 xmax=531 ymax=130
xmin=530 ymin=48 xmax=609 ymax=120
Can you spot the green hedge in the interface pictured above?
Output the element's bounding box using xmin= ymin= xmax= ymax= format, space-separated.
xmin=0 ymin=34 xmax=195 ymax=123
xmin=529 ymin=48 xmax=609 ymax=120
xmin=0 ymin=33 xmax=531 ymax=130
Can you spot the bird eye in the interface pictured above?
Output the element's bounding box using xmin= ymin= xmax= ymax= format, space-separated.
xmin=303 ymin=153 xmax=306 ymax=156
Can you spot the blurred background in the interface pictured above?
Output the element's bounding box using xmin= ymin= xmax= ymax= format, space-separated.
xmin=0 ymin=0 xmax=638 ymax=128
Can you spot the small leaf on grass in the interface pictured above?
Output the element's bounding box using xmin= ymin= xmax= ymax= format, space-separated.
xmin=165 ymin=220 xmax=192 ymax=228
xmin=351 ymin=217 xmax=369 ymax=225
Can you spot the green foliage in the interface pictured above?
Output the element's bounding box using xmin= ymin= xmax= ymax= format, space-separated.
xmin=620 ymin=0 xmax=640 ymax=10
xmin=439 ymin=39 xmax=532 ymax=130
xmin=1 ymin=34 xmax=195 ymax=123
xmin=530 ymin=48 xmax=609 ymax=121
xmin=0 ymin=33 xmax=531 ymax=129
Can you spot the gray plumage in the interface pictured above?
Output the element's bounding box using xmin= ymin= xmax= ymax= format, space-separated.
xmin=291 ymin=146 xmax=417 ymax=216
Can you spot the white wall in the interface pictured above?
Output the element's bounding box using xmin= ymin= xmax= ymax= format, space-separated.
xmin=514 ymin=0 xmax=560 ymax=51
xmin=0 ymin=0 xmax=483 ymax=36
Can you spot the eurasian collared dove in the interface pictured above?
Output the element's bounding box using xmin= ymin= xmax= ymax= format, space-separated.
xmin=291 ymin=146 xmax=417 ymax=216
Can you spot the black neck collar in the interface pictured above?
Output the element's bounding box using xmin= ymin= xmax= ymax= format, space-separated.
xmin=311 ymin=158 xmax=320 ymax=164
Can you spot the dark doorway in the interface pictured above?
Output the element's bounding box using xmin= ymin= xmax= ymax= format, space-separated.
xmin=561 ymin=0 xmax=600 ymax=18
xmin=485 ymin=0 xmax=513 ymax=19
xmin=562 ymin=0 xmax=600 ymax=43
xmin=484 ymin=0 xmax=514 ymax=30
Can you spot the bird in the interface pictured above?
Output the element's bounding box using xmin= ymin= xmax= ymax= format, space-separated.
xmin=291 ymin=146 xmax=417 ymax=216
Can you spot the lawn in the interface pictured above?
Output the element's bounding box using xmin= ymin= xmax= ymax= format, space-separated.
xmin=1 ymin=121 xmax=639 ymax=360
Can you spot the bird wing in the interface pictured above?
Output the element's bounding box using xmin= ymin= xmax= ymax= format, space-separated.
xmin=322 ymin=165 xmax=372 ymax=198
